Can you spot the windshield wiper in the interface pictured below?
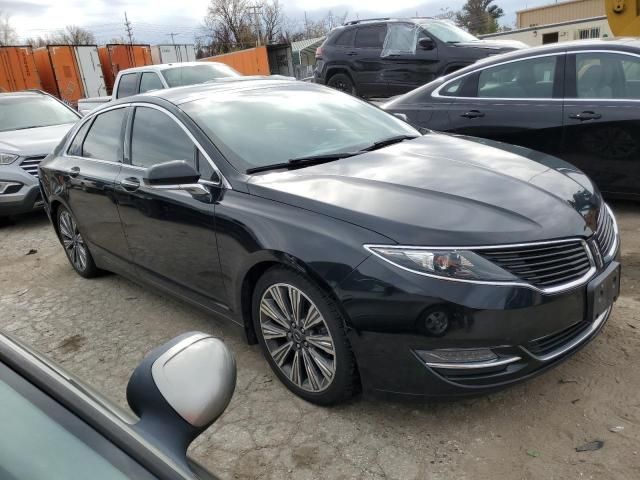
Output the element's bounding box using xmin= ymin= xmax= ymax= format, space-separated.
xmin=359 ymin=135 xmax=418 ymax=152
xmin=246 ymin=152 xmax=359 ymax=174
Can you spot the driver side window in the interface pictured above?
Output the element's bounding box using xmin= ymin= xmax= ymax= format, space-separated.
xmin=477 ymin=56 xmax=557 ymax=99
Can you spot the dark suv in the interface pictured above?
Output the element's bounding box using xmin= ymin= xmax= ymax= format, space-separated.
xmin=314 ymin=18 xmax=525 ymax=98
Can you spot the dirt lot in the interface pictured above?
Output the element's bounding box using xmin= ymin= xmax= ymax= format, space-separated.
xmin=1 ymin=203 xmax=639 ymax=480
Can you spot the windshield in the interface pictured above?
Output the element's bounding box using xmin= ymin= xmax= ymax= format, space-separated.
xmin=162 ymin=64 xmax=242 ymax=87
xmin=421 ymin=20 xmax=478 ymax=43
xmin=0 ymin=95 xmax=79 ymax=132
xmin=180 ymin=86 xmax=419 ymax=173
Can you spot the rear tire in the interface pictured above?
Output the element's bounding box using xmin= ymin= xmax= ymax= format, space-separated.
xmin=252 ymin=266 xmax=358 ymax=405
xmin=327 ymin=73 xmax=357 ymax=96
xmin=57 ymin=206 xmax=101 ymax=278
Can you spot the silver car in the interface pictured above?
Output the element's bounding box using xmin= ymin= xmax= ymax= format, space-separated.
xmin=0 ymin=91 xmax=80 ymax=217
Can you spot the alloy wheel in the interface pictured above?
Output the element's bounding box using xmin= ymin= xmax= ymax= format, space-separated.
xmin=59 ymin=210 xmax=88 ymax=272
xmin=259 ymin=283 xmax=336 ymax=392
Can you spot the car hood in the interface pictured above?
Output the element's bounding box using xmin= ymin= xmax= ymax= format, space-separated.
xmin=247 ymin=134 xmax=601 ymax=246
xmin=0 ymin=123 xmax=75 ymax=157
xmin=453 ymin=39 xmax=527 ymax=51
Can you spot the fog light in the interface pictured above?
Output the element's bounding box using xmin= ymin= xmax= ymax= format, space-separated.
xmin=0 ymin=181 xmax=22 ymax=195
xmin=416 ymin=348 xmax=498 ymax=365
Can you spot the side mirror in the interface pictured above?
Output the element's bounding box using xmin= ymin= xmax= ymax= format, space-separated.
xmin=145 ymin=160 xmax=200 ymax=186
xmin=127 ymin=332 xmax=236 ymax=465
xmin=418 ymin=38 xmax=436 ymax=50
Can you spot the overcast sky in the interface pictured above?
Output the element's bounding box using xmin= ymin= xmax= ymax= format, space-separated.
xmin=4 ymin=0 xmax=551 ymax=44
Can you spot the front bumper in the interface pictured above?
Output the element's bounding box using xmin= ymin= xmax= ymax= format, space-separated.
xmin=0 ymin=183 xmax=43 ymax=216
xmin=338 ymin=252 xmax=620 ymax=400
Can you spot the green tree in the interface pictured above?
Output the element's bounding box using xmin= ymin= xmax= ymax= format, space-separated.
xmin=456 ymin=0 xmax=504 ymax=35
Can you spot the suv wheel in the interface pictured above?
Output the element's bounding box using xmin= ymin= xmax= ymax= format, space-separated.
xmin=253 ymin=266 xmax=358 ymax=405
xmin=327 ymin=73 xmax=357 ymax=96
xmin=57 ymin=207 xmax=101 ymax=278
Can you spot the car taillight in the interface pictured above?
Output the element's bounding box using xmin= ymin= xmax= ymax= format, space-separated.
xmin=315 ymin=46 xmax=322 ymax=58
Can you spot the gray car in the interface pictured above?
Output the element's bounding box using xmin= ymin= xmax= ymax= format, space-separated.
xmin=0 ymin=91 xmax=80 ymax=217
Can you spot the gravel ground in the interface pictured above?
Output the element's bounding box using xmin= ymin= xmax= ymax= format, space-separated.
xmin=1 ymin=203 xmax=639 ymax=480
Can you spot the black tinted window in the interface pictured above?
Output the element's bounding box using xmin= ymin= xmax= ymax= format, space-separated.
xmin=478 ymin=56 xmax=557 ymax=99
xmin=440 ymin=78 xmax=464 ymax=97
xmin=130 ymin=107 xmax=195 ymax=168
xmin=116 ymin=74 xmax=138 ymax=99
xmin=335 ymin=29 xmax=356 ymax=46
xmin=354 ymin=25 xmax=386 ymax=48
xmin=139 ymin=73 xmax=163 ymax=93
xmin=576 ymin=52 xmax=640 ymax=99
xmin=67 ymin=121 xmax=91 ymax=156
xmin=82 ymin=109 xmax=126 ymax=162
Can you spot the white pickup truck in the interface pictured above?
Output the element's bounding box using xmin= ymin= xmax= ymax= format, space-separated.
xmin=77 ymin=62 xmax=243 ymax=115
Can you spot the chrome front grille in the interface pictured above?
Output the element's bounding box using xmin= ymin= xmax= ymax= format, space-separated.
xmin=478 ymin=240 xmax=593 ymax=290
xmin=20 ymin=155 xmax=46 ymax=177
xmin=595 ymin=206 xmax=616 ymax=259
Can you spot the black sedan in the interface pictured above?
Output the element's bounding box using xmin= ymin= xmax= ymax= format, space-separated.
xmin=383 ymin=38 xmax=640 ymax=200
xmin=40 ymin=80 xmax=620 ymax=404
xmin=0 ymin=330 xmax=235 ymax=479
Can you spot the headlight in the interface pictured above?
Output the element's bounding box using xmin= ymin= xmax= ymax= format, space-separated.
xmin=0 ymin=153 xmax=19 ymax=165
xmin=365 ymin=245 xmax=518 ymax=282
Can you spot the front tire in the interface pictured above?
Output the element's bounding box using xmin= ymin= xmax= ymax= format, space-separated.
xmin=57 ymin=206 xmax=100 ymax=278
xmin=327 ymin=73 xmax=357 ymax=96
xmin=252 ymin=266 xmax=358 ymax=405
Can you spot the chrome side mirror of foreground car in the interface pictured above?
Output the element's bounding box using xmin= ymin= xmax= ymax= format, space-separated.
xmin=127 ymin=332 xmax=236 ymax=464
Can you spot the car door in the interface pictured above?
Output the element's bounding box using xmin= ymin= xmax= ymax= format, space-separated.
xmin=63 ymin=107 xmax=133 ymax=269
xmin=444 ymin=53 xmax=565 ymax=159
xmin=114 ymin=105 xmax=228 ymax=312
xmin=562 ymin=50 xmax=640 ymax=198
xmin=352 ymin=24 xmax=388 ymax=97
xmin=382 ymin=23 xmax=439 ymax=96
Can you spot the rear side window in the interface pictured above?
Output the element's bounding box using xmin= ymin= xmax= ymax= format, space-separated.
xmin=116 ymin=73 xmax=139 ymax=99
xmin=440 ymin=78 xmax=464 ymax=97
xmin=354 ymin=25 xmax=386 ymax=48
xmin=139 ymin=73 xmax=163 ymax=94
xmin=82 ymin=109 xmax=126 ymax=162
xmin=67 ymin=121 xmax=91 ymax=156
xmin=477 ymin=56 xmax=557 ymax=99
xmin=130 ymin=107 xmax=195 ymax=168
xmin=575 ymin=52 xmax=640 ymax=99
xmin=335 ymin=29 xmax=356 ymax=46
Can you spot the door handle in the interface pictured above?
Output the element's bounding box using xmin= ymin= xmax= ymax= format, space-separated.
xmin=69 ymin=166 xmax=80 ymax=178
xmin=120 ymin=177 xmax=140 ymax=192
xmin=461 ymin=110 xmax=485 ymax=119
xmin=568 ymin=111 xmax=602 ymax=121
xmin=346 ymin=51 xmax=358 ymax=56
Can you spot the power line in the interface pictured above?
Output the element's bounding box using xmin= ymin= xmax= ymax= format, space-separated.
xmin=167 ymin=32 xmax=180 ymax=44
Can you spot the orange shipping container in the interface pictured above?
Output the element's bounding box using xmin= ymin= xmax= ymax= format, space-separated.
xmin=200 ymin=46 xmax=270 ymax=76
xmin=33 ymin=45 xmax=106 ymax=106
xmin=0 ymin=46 xmax=42 ymax=92
xmin=98 ymin=44 xmax=153 ymax=94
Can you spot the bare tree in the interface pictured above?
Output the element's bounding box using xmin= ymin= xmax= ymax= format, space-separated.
xmin=0 ymin=11 xmax=18 ymax=45
xmin=58 ymin=25 xmax=96 ymax=45
xmin=260 ymin=0 xmax=284 ymax=44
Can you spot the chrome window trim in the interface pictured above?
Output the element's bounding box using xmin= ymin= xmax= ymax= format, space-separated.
xmin=522 ymin=306 xmax=612 ymax=362
xmin=62 ymin=102 xmax=231 ymax=189
xmin=364 ymin=237 xmax=598 ymax=295
xmin=432 ymin=48 xmax=640 ymax=102
xmin=432 ymin=51 xmax=566 ymax=101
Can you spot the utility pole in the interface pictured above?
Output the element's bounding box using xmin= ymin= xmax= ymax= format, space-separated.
xmin=167 ymin=32 xmax=179 ymax=45
xmin=304 ymin=11 xmax=309 ymax=37
xmin=124 ymin=12 xmax=134 ymax=44
xmin=247 ymin=5 xmax=263 ymax=46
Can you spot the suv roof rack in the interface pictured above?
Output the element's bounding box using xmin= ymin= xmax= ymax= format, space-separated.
xmin=343 ymin=17 xmax=436 ymax=26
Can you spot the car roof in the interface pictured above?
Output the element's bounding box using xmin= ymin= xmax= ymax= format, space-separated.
xmin=0 ymin=90 xmax=48 ymax=100
xmin=119 ymin=61 xmax=229 ymax=74
xmin=120 ymin=78 xmax=307 ymax=106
